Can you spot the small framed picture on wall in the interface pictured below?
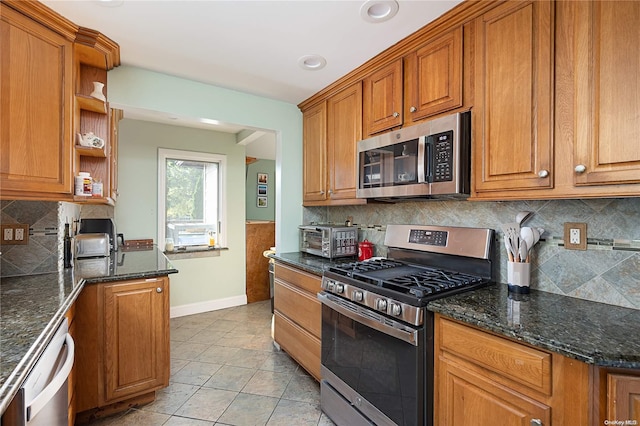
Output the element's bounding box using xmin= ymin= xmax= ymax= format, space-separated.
xmin=257 ymin=184 xmax=267 ymax=196
xmin=257 ymin=196 xmax=268 ymax=208
xmin=257 ymin=173 xmax=268 ymax=184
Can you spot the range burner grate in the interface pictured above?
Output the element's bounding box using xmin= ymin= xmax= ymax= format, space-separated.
xmin=328 ymin=260 xmax=487 ymax=300
xmin=384 ymin=268 xmax=485 ymax=298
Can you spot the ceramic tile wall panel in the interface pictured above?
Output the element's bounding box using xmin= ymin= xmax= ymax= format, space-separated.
xmin=303 ymin=198 xmax=640 ymax=309
xmin=0 ymin=201 xmax=82 ymax=277
xmin=1 ymin=201 xmax=60 ymax=277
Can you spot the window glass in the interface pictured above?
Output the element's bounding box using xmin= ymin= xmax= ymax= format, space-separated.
xmin=158 ymin=149 xmax=226 ymax=248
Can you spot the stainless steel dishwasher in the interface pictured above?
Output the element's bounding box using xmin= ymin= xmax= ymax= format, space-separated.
xmin=2 ymin=317 xmax=75 ymax=426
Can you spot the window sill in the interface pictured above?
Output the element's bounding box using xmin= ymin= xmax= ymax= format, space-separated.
xmin=163 ymin=246 xmax=228 ymax=260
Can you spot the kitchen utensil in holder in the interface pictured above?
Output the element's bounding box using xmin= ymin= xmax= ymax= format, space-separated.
xmin=507 ymin=261 xmax=531 ymax=294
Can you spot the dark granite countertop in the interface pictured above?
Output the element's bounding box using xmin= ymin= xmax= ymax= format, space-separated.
xmin=269 ymin=251 xmax=357 ymax=275
xmin=0 ymin=247 xmax=178 ymax=414
xmin=428 ymin=283 xmax=640 ymax=369
xmin=272 ymin=251 xmax=640 ymax=369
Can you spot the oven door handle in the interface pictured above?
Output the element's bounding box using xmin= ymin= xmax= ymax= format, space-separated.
xmin=318 ymin=292 xmax=418 ymax=346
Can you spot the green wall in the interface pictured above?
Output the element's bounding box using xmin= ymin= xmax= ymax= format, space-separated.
xmin=116 ymin=119 xmax=246 ymax=308
xmin=108 ymin=66 xmax=302 ymax=251
xmin=246 ymin=160 xmax=276 ymax=221
xmin=108 ymin=66 xmax=302 ymax=312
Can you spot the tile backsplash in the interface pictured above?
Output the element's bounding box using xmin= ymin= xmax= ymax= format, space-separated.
xmin=304 ymin=197 xmax=640 ymax=310
xmin=0 ymin=200 xmax=109 ymax=277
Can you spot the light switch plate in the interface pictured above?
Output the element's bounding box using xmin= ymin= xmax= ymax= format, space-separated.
xmin=564 ymin=222 xmax=587 ymax=250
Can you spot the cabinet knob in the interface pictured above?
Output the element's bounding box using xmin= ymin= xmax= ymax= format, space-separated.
xmin=530 ymin=419 xmax=542 ymax=426
xmin=156 ymin=287 xmax=163 ymax=293
xmin=574 ymin=164 xmax=586 ymax=173
xmin=319 ymin=190 xmax=325 ymax=195
xmin=537 ymin=169 xmax=549 ymax=178
xmin=392 ymin=112 xmax=399 ymax=118
xmin=409 ymin=106 xmax=417 ymax=113
xmin=328 ymin=189 xmax=333 ymax=195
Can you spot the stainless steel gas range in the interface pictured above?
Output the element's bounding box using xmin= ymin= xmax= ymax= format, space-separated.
xmin=318 ymin=224 xmax=496 ymax=426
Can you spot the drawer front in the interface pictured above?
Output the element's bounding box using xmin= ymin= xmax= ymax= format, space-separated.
xmin=439 ymin=317 xmax=551 ymax=395
xmin=274 ymin=280 xmax=321 ymax=338
xmin=274 ymin=263 xmax=321 ymax=295
xmin=274 ymin=312 xmax=321 ymax=380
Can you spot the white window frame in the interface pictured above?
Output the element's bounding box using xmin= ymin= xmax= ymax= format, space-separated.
xmin=158 ymin=148 xmax=227 ymax=249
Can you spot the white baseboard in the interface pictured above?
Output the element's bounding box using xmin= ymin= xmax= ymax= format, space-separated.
xmin=170 ymin=295 xmax=247 ymax=318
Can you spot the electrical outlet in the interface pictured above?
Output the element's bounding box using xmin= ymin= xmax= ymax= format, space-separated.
xmin=564 ymin=222 xmax=587 ymax=250
xmin=1 ymin=224 xmax=29 ymax=245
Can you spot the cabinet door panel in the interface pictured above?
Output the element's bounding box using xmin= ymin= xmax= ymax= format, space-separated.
xmin=327 ymin=82 xmax=362 ymax=200
xmin=574 ymin=1 xmax=640 ymax=185
xmin=363 ymin=60 xmax=403 ymax=136
xmin=302 ymin=102 xmax=327 ymax=202
xmin=608 ymin=374 xmax=640 ymax=422
xmin=408 ymin=27 xmax=462 ymax=122
xmin=0 ymin=5 xmax=73 ymax=195
xmin=439 ymin=357 xmax=551 ymax=426
xmin=103 ymin=278 xmax=169 ymax=402
xmin=473 ymin=1 xmax=553 ymax=192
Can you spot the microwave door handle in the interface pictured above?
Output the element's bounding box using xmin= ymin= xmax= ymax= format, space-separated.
xmin=424 ymin=137 xmax=434 ymax=183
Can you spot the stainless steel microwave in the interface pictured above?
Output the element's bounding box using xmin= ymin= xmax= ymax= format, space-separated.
xmin=299 ymin=225 xmax=357 ymax=259
xmin=356 ymin=111 xmax=471 ymax=200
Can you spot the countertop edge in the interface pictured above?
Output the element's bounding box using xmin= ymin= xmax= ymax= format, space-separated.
xmin=0 ymin=280 xmax=84 ymax=415
xmin=0 ymin=268 xmax=177 ymax=415
xmin=428 ymin=296 xmax=640 ymax=370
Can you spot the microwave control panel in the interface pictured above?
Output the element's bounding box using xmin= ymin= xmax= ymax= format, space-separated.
xmin=430 ymin=130 xmax=454 ymax=182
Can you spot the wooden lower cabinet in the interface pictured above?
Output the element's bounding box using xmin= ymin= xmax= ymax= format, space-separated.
xmin=593 ymin=367 xmax=640 ymax=425
xmin=273 ymin=262 xmax=321 ymax=380
xmin=435 ymin=314 xmax=591 ymax=425
xmin=74 ymin=276 xmax=170 ymax=422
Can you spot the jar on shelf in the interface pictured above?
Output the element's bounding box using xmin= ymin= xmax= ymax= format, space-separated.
xmin=75 ymin=172 xmax=92 ymax=196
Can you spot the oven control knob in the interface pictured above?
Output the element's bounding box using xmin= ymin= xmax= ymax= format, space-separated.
xmin=353 ymin=290 xmax=364 ymax=302
xmin=376 ymin=298 xmax=387 ymax=312
xmin=326 ymin=281 xmax=335 ymax=292
xmin=335 ymin=283 xmax=344 ymax=294
xmin=389 ymin=303 xmax=402 ymax=316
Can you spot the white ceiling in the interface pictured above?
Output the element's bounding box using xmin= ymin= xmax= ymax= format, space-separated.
xmin=43 ymin=0 xmax=462 ymax=160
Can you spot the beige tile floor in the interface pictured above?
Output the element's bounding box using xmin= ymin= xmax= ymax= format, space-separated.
xmin=87 ymin=300 xmax=335 ymax=426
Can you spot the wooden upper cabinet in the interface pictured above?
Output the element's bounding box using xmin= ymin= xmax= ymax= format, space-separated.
xmin=363 ymin=59 xmax=403 ymax=136
xmin=327 ymin=82 xmax=362 ymax=201
xmin=363 ymin=27 xmax=463 ymax=137
xmin=573 ymin=1 xmax=640 ymax=186
xmin=302 ymin=102 xmax=327 ymax=202
xmin=0 ymin=4 xmax=74 ymax=197
xmin=472 ymin=0 xmax=554 ymax=194
xmin=302 ymin=83 xmax=365 ymax=206
xmin=405 ymin=27 xmax=462 ymax=123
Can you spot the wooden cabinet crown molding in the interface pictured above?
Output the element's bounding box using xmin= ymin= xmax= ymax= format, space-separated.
xmin=75 ymin=27 xmax=121 ymax=69
xmin=297 ymin=0 xmax=503 ymax=111
xmin=2 ymin=0 xmax=78 ymax=40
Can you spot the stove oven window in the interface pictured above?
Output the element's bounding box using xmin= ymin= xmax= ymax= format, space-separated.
xmin=321 ymin=305 xmax=426 ymax=425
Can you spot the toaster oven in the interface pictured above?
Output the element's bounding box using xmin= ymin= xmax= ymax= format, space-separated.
xmin=299 ymin=225 xmax=357 ymax=259
xmin=75 ymin=233 xmax=110 ymax=258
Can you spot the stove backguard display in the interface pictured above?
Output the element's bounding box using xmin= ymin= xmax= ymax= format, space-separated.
xmin=408 ymin=229 xmax=447 ymax=246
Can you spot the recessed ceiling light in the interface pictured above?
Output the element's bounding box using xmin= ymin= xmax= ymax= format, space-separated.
xmin=360 ymin=0 xmax=399 ymax=23
xmin=298 ymin=55 xmax=327 ymax=71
